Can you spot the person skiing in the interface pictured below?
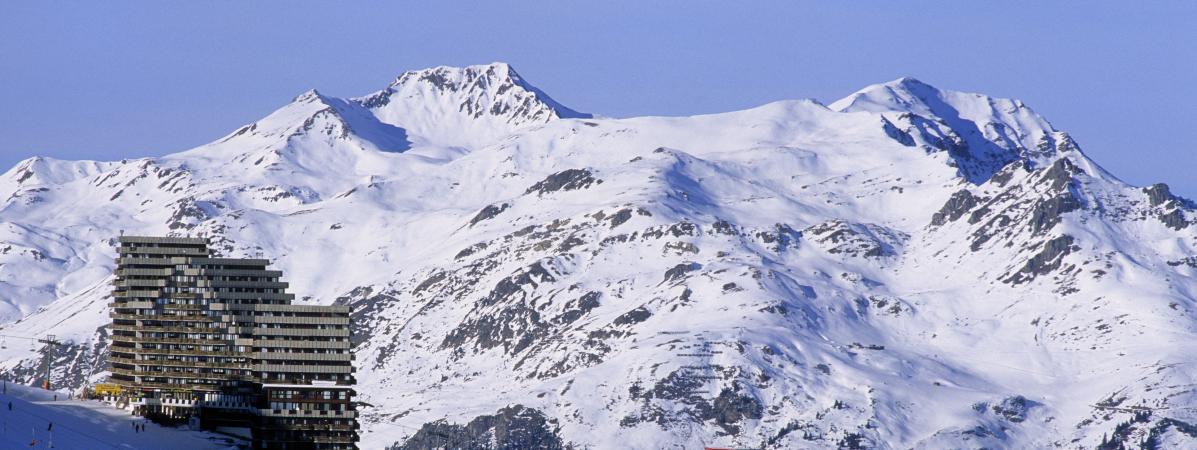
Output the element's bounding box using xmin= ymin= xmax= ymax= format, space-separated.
xmin=7 ymin=401 xmax=11 ymax=411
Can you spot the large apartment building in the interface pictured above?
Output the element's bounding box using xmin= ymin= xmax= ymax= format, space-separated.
xmin=109 ymin=235 xmax=358 ymax=450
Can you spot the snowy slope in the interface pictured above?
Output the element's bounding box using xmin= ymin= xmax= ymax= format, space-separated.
xmin=0 ymin=382 xmax=240 ymax=449
xmin=1 ymin=64 xmax=1196 ymax=449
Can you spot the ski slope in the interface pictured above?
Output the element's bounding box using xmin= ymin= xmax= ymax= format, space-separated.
xmin=0 ymin=383 xmax=240 ymax=449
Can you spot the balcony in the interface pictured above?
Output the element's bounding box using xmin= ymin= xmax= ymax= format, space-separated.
xmin=118 ymin=246 xmax=207 ymax=256
xmin=253 ymin=363 xmax=353 ymax=374
xmin=115 ymin=268 xmax=173 ymax=277
xmin=183 ymin=268 xmax=283 ymax=277
xmin=113 ymin=289 xmax=162 ymax=298
xmin=251 ymin=340 xmax=350 ymax=350
xmin=197 ymin=280 xmax=289 ymax=289
xmin=250 ymin=328 xmax=348 ymax=337
xmin=312 ymin=435 xmax=359 ymax=444
xmin=112 ymin=279 xmax=167 ymax=288
xmin=110 ymin=313 xmax=213 ymax=322
xmin=133 ymin=348 xmax=243 ymax=357
xmin=110 ymin=357 xmax=245 ymax=369
xmin=115 ymin=257 xmax=175 ymax=266
xmin=110 ymin=367 xmax=241 ymax=381
xmin=115 ymin=336 xmax=230 ymax=346
xmin=210 ymin=303 xmax=347 ymax=314
xmin=254 ymin=352 xmax=353 ymax=362
xmin=259 ymin=409 xmax=356 ymax=418
xmin=115 ymin=380 xmax=225 ymax=392
xmin=117 ymin=236 xmax=208 ymax=246
xmin=222 ymin=315 xmax=348 ymax=325
xmin=110 ymin=324 xmax=227 ymax=334
xmin=203 ymin=292 xmax=295 ymax=301
xmin=109 ymin=301 xmax=156 ymax=309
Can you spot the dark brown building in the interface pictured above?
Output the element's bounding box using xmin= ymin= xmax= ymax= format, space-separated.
xmin=109 ymin=235 xmax=357 ymax=449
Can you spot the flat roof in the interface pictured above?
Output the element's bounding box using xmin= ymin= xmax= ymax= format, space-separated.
xmin=119 ymin=235 xmax=209 ymax=245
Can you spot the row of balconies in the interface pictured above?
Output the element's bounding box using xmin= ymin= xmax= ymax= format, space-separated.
xmin=255 ymin=364 xmax=354 ymax=374
xmin=115 ymin=341 xmax=351 ymax=354
xmin=261 ymin=423 xmax=357 ymax=431
xmin=183 ymin=268 xmax=283 ymax=277
xmin=250 ymin=328 xmax=349 ymax=337
xmin=118 ymin=245 xmax=208 ymax=256
xmin=114 ymin=380 xmax=224 ymax=391
xmin=116 ymin=257 xmax=186 ymax=266
xmin=110 ymin=367 xmax=242 ymax=381
xmin=221 ymin=315 xmax=348 ymax=325
xmin=113 ymin=289 xmax=162 ymax=298
xmin=115 ymin=268 xmax=173 ymax=277
xmin=311 ymin=435 xmax=360 ymax=444
xmin=189 ymin=257 xmax=270 ymax=267
xmin=209 ymin=303 xmax=349 ymax=314
xmin=109 ymin=301 xmax=156 ymax=309
xmin=117 ymin=236 xmax=208 ymax=246
xmin=196 ymin=280 xmax=289 ymax=289
xmin=111 ymin=336 xmax=229 ymax=346
xmin=110 ymin=313 xmax=213 ymax=322
xmin=259 ymin=409 xmax=357 ymax=418
xmin=247 ymin=339 xmax=351 ymax=349
xmin=112 ymin=279 xmax=167 ymax=288
xmin=254 ymin=352 xmax=353 ymax=362
xmin=110 ymin=324 xmax=227 ymax=334
xmin=126 ymin=348 xmax=243 ymax=357
xmin=202 ymin=291 xmax=294 ymax=300
xmin=111 ymin=357 xmax=246 ymax=369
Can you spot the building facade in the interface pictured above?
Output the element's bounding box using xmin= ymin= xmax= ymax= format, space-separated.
xmin=109 ymin=235 xmax=358 ymax=449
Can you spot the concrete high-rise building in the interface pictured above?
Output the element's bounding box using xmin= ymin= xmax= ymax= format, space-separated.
xmin=109 ymin=235 xmax=357 ymax=450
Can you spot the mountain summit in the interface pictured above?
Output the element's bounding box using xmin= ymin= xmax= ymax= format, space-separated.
xmin=0 ymin=66 xmax=1194 ymax=449
xmin=357 ymin=62 xmax=591 ymax=148
xmin=833 ymin=77 xmax=1064 ymax=182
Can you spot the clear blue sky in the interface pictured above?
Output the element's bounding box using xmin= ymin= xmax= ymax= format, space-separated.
xmin=3 ymin=2 xmax=1195 ymax=195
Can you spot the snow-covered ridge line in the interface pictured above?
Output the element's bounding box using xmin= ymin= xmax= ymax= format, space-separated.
xmin=1 ymin=65 xmax=1196 ymax=449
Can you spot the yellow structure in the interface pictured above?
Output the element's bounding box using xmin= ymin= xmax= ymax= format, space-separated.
xmin=93 ymin=383 xmax=122 ymax=396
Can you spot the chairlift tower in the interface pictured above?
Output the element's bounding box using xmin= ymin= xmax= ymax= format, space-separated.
xmin=37 ymin=334 xmax=63 ymax=390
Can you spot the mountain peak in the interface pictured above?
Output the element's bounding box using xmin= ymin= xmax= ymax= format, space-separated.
xmin=389 ymin=62 xmax=517 ymax=90
xmin=831 ymin=77 xmax=1049 ymax=130
xmin=291 ymin=88 xmax=330 ymax=104
xmin=833 ymin=77 xmax=1063 ymax=182
xmin=354 ymin=62 xmax=590 ymax=149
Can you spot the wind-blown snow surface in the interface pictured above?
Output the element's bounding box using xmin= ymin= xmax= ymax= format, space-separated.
xmin=1 ymin=63 xmax=1196 ymax=449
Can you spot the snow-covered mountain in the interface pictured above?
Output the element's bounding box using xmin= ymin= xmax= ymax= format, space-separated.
xmin=2 ymin=62 xmax=1196 ymax=449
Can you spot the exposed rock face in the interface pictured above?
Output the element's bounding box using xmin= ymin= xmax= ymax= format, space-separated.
xmin=1004 ymin=235 xmax=1078 ymax=285
xmin=992 ymin=396 xmax=1030 ymax=423
xmin=1144 ymin=183 xmax=1174 ymax=207
xmin=931 ymin=190 xmax=982 ymax=226
xmin=525 ymin=169 xmax=601 ymax=196
xmin=388 ymin=405 xmax=568 ymax=450
xmin=470 ymin=203 xmax=510 ymax=226
xmin=803 ymin=220 xmax=907 ymax=258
